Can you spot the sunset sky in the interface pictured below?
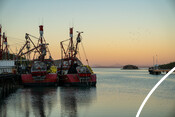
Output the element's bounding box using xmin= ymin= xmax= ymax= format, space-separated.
xmin=0 ymin=0 xmax=175 ymax=66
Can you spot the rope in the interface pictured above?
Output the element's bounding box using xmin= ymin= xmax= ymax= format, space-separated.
xmin=8 ymin=47 xmax=14 ymax=54
xmin=77 ymin=46 xmax=82 ymax=61
xmin=81 ymin=41 xmax=89 ymax=66
xmin=43 ymin=37 xmax=52 ymax=57
xmin=7 ymin=36 xmax=25 ymax=41
xmin=27 ymin=34 xmax=39 ymax=40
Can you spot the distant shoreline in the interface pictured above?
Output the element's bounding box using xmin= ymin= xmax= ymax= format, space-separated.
xmin=92 ymin=67 xmax=121 ymax=68
xmin=92 ymin=67 xmax=149 ymax=68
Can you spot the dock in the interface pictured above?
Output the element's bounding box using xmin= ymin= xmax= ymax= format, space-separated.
xmin=0 ymin=74 xmax=21 ymax=99
xmin=148 ymin=69 xmax=174 ymax=75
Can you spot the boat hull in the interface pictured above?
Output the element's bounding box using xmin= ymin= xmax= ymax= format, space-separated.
xmin=59 ymin=74 xmax=96 ymax=87
xmin=21 ymin=74 xmax=58 ymax=86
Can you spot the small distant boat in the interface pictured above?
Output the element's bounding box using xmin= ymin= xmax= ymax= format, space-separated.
xmin=58 ymin=28 xmax=96 ymax=86
xmin=18 ymin=25 xmax=58 ymax=86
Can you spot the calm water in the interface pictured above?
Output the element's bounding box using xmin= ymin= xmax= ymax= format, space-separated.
xmin=0 ymin=68 xmax=175 ymax=117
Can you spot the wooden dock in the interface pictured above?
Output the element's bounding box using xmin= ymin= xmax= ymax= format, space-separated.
xmin=0 ymin=74 xmax=21 ymax=99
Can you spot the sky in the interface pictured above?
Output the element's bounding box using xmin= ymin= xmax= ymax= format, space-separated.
xmin=0 ymin=0 xmax=175 ymax=67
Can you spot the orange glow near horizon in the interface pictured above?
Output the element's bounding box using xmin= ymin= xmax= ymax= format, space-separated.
xmin=47 ymin=29 xmax=175 ymax=67
xmin=0 ymin=0 xmax=175 ymax=67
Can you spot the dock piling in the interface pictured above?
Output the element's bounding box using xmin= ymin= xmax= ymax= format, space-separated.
xmin=0 ymin=74 xmax=20 ymax=99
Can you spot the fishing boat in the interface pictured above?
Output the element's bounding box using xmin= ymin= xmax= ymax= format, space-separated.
xmin=18 ymin=25 xmax=58 ymax=86
xmin=58 ymin=28 xmax=96 ymax=86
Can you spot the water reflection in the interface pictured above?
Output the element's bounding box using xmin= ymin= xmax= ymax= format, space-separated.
xmin=60 ymin=87 xmax=97 ymax=117
xmin=0 ymin=87 xmax=58 ymax=117
xmin=30 ymin=88 xmax=58 ymax=117
xmin=0 ymin=101 xmax=7 ymax=117
xmin=0 ymin=87 xmax=96 ymax=117
xmin=2 ymin=68 xmax=174 ymax=117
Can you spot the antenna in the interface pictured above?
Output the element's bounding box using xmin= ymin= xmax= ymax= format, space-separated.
xmin=157 ymin=55 xmax=158 ymax=65
xmin=38 ymin=18 xmax=40 ymax=26
xmin=156 ymin=54 xmax=158 ymax=65
xmin=72 ymin=18 xmax=74 ymax=27
xmin=16 ymin=46 xmax=18 ymax=55
xmin=153 ymin=56 xmax=154 ymax=66
xmin=42 ymin=17 xmax=44 ymax=25
xmin=69 ymin=21 xmax=71 ymax=28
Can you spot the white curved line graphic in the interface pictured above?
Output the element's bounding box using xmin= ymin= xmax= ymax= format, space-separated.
xmin=136 ymin=67 xmax=175 ymax=117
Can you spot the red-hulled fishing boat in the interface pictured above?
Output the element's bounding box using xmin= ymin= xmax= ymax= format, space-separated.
xmin=18 ymin=25 xmax=58 ymax=86
xmin=58 ymin=28 xmax=96 ymax=86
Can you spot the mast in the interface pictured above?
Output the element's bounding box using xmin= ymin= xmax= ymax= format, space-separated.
xmin=39 ymin=25 xmax=45 ymax=61
xmin=2 ymin=32 xmax=8 ymax=59
xmin=70 ymin=27 xmax=73 ymax=57
xmin=39 ymin=25 xmax=43 ymax=44
xmin=16 ymin=26 xmax=49 ymax=61
xmin=4 ymin=36 xmax=8 ymax=59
